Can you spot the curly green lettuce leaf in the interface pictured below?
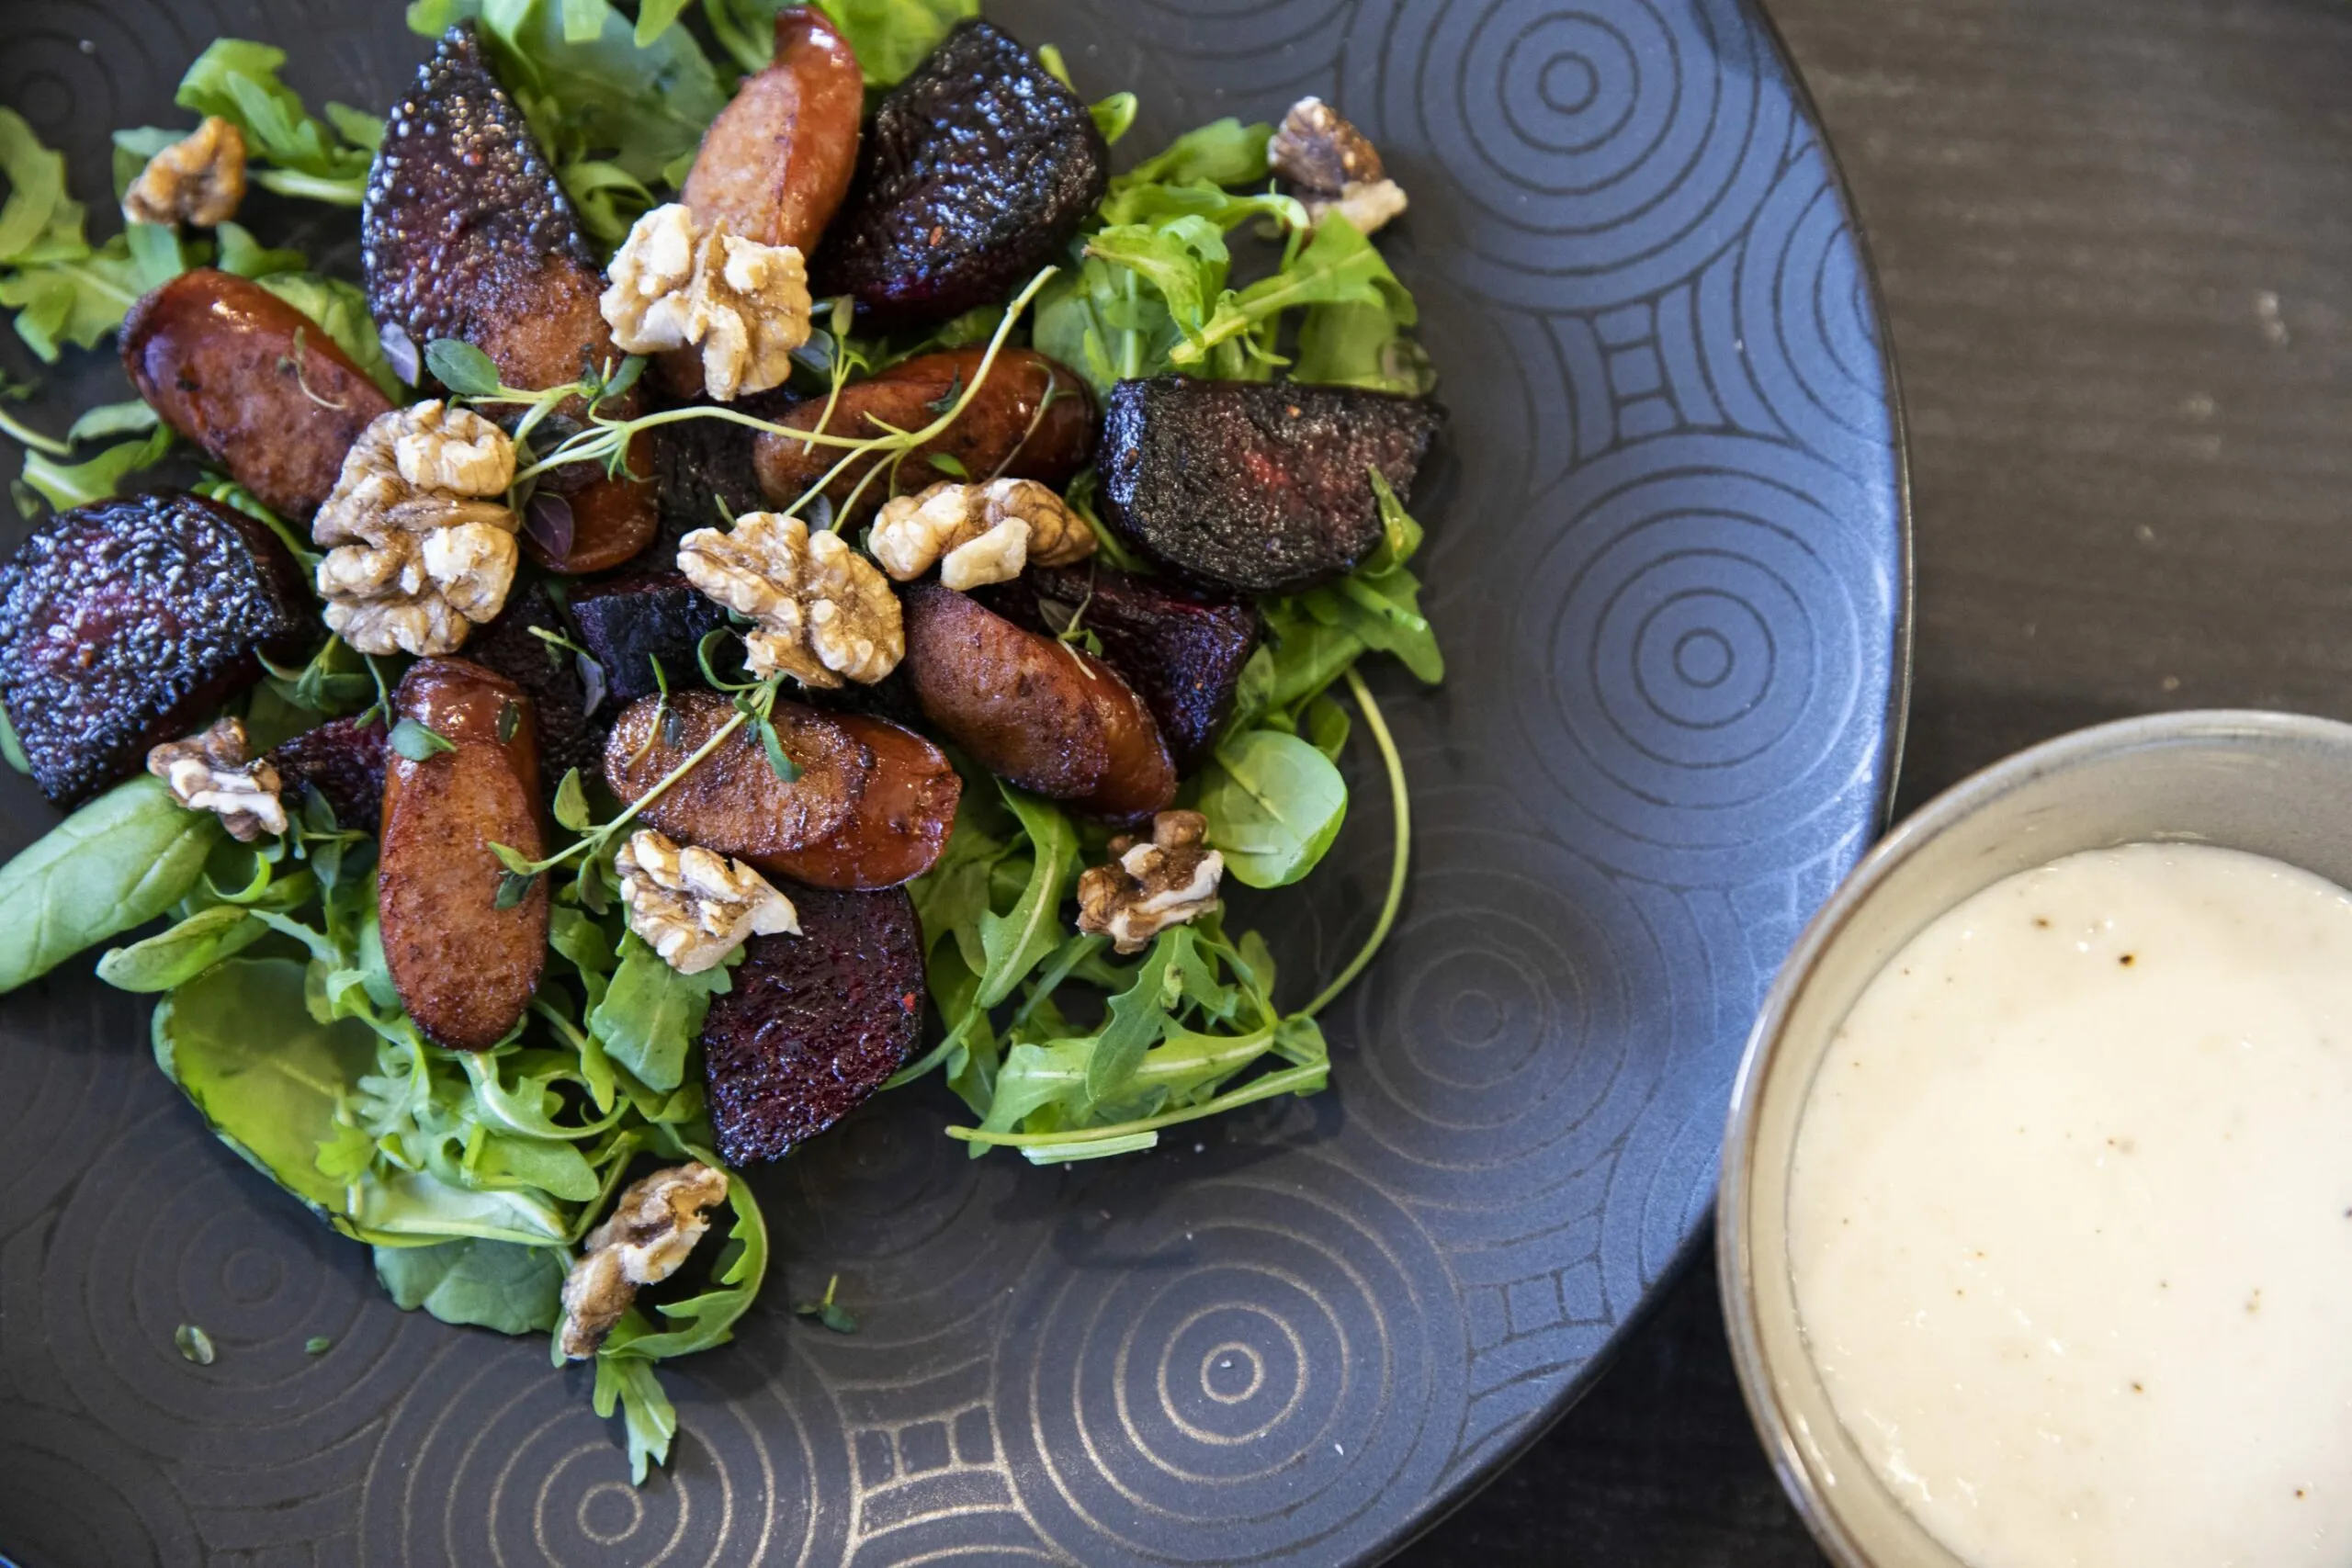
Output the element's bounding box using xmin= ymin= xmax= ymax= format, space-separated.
xmin=0 ymin=776 xmax=222 ymax=992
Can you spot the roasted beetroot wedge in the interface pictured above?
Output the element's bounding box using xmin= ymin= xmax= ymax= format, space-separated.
xmin=0 ymin=491 xmax=312 ymax=807
xmin=1099 ymin=377 xmax=1442 ymax=594
xmin=568 ymin=572 xmax=729 ymax=703
xmin=810 ymin=20 xmax=1108 ymax=328
xmin=268 ymin=715 xmax=389 ymax=836
xmin=984 ymin=565 xmax=1261 ymax=771
xmin=698 ymin=886 xmax=924 ymax=1164
xmin=364 ymin=25 xmax=655 ymax=572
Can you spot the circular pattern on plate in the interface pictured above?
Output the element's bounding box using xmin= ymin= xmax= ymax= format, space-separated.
xmin=0 ymin=0 xmax=1903 ymax=1561
xmin=994 ymin=1158 xmax=1465 ymax=1566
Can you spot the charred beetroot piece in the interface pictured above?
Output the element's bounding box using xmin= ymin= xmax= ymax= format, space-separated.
xmin=1100 ymin=377 xmax=1443 ymax=595
xmin=698 ymin=886 xmax=924 ymax=1164
xmin=365 ymin=25 xmax=654 ymax=573
xmin=810 ymin=20 xmax=1108 ymax=329
xmin=751 ymin=347 xmax=1094 ymax=519
xmin=652 ymin=411 xmax=770 ymax=558
xmin=460 ymin=583 xmax=601 ymax=785
xmin=984 ymin=565 xmax=1261 ymax=772
xmin=569 ymin=571 xmax=729 ymax=703
xmin=122 ymin=269 xmax=394 ymax=522
xmin=267 ymin=716 xmax=389 ymax=836
xmin=0 ymin=491 xmax=311 ymax=807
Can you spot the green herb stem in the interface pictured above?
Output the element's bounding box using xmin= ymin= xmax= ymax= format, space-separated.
xmin=1301 ymin=667 xmax=1410 ymax=1020
xmin=945 ymin=1059 xmax=1327 ymax=1151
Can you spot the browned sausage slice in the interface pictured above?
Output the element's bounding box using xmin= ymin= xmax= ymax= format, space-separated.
xmin=900 ymin=581 xmax=1175 ymax=818
xmin=752 ymin=347 xmax=1093 ymax=518
xmin=122 ymin=269 xmax=394 ymax=521
xmin=603 ymin=689 xmax=866 ymax=858
xmin=379 ymin=659 xmax=548 ymax=1050
xmin=751 ymin=713 xmax=960 ymax=888
xmin=684 ymin=8 xmax=864 ymax=254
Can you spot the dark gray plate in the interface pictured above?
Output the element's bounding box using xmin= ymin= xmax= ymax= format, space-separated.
xmin=0 ymin=1 xmax=1905 ymax=1562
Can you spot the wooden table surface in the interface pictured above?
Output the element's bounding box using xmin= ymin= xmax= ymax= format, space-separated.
xmin=1400 ymin=0 xmax=2352 ymax=1561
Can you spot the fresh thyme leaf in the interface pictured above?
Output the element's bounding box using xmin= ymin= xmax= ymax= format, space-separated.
xmin=494 ymin=869 xmax=537 ymax=910
xmin=757 ymin=716 xmax=801 ymax=784
xmin=424 ymin=338 xmax=503 ymax=398
xmin=791 ymin=1273 xmax=857 ymax=1334
xmin=496 ymin=699 xmax=521 ymax=744
xmin=175 ymin=1324 xmax=217 ymax=1365
xmin=388 ymin=717 xmax=457 ymax=761
xmin=925 ymin=451 xmax=968 ymax=479
xmin=304 ymin=1337 xmax=333 ymax=1355
xmin=552 ymin=768 xmax=595 ymax=833
xmin=923 ymin=369 xmax=964 ymax=416
xmin=660 ymin=704 xmax=686 ymax=750
xmin=489 ymin=840 xmax=539 ymax=876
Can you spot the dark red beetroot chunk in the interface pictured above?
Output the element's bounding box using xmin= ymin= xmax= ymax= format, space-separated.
xmin=460 ymin=582 xmax=601 ymax=785
xmin=1098 ymin=377 xmax=1443 ymax=595
xmin=810 ymin=20 xmax=1107 ymax=329
xmin=983 ymin=564 xmax=1261 ymax=772
xmin=0 ymin=491 xmax=311 ymax=807
xmin=697 ymin=886 xmax=924 ymax=1165
xmin=569 ymin=571 xmax=729 ymax=703
xmin=651 ymin=408 xmax=772 ymax=560
xmin=268 ymin=715 xmax=389 ymax=836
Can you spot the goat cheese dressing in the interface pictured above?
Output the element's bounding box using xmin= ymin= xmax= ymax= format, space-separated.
xmin=1789 ymin=842 xmax=2352 ymax=1568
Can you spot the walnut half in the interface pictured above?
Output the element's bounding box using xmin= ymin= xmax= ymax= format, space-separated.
xmin=870 ymin=479 xmax=1097 ymax=591
xmin=677 ymin=512 xmax=903 ymax=687
xmin=312 ymin=401 xmax=521 ymax=657
xmin=1076 ymin=810 xmax=1225 ymax=953
xmin=601 ymin=203 xmax=813 ymax=401
xmin=147 ymin=717 xmax=286 ymax=841
xmin=122 ymin=117 xmax=247 ymax=228
xmin=1268 ymin=96 xmax=1409 ymax=237
xmin=616 ymin=828 xmax=799 ymax=975
xmin=558 ymin=1162 xmax=731 ymax=1359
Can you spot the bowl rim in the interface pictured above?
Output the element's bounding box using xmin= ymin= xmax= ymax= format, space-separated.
xmin=1713 ymin=705 xmax=2352 ymax=1567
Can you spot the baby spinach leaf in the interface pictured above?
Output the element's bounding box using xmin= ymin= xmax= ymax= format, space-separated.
xmin=587 ymin=933 xmax=734 ymax=1091
xmin=345 ymin=1168 xmax=571 ymax=1247
xmin=153 ymin=957 xmax=377 ymax=1219
xmin=0 ymin=775 xmax=222 ymax=992
xmin=975 ymin=785 xmax=1079 ymax=1007
xmin=375 ymin=1236 xmax=565 ymax=1334
xmin=96 ymin=904 xmax=266 ymax=992
xmin=1193 ymin=728 xmax=1349 ymax=889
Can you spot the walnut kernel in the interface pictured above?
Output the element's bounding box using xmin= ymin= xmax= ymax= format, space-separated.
xmin=1267 ymin=96 xmax=1408 ymax=237
xmin=601 ymin=202 xmax=812 ymax=401
xmin=147 ymin=717 xmax=286 ymax=841
xmin=616 ymin=829 xmax=799 ymax=975
xmin=870 ymin=479 xmax=1097 ymax=591
xmin=121 ymin=117 xmax=248 ymax=228
xmin=1076 ymin=810 xmax=1225 ymax=953
xmin=677 ymin=512 xmax=903 ymax=687
xmin=558 ymin=1162 xmax=731 ymax=1359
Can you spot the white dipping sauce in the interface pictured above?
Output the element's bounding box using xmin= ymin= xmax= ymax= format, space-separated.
xmin=1790 ymin=843 xmax=2352 ymax=1568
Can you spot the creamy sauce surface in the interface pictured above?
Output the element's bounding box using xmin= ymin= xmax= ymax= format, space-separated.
xmin=1789 ymin=842 xmax=2352 ymax=1568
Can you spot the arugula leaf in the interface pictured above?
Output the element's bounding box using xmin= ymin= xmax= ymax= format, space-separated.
xmin=0 ymin=694 xmax=28 ymax=774
xmin=1294 ymin=298 xmax=1438 ymax=396
xmin=974 ymin=785 xmax=1078 ymax=1007
xmin=1083 ymin=932 xmax=1181 ymax=1102
xmin=212 ymin=221 xmax=309 ymax=280
xmin=1175 ymin=214 xmax=1413 ymax=368
xmin=0 ymin=239 xmax=143 ymax=362
xmin=16 ymin=425 xmax=174 ymax=516
xmin=175 ymin=39 xmax=378 ymax=204
xmin=376 ymin=1237 xmax=566 ymax=1334
xmin=153 ymin=957 xmax=378 ymax=1218
xmin=1288 ymin=471 xmax=1442 ymax=683
xmin=64 ymin=400 xmax=160 ymax=445
xmin=817 ymin=0 xmax=978 ymax=86
xmin=0 ymin=776 xmax=222 ymax=992
xmin=1193 ymin=728 xmax=1349 ymax=889
xmin=587 ymin=933 xmax=735 ymax=1091
xmin=593 ymin=1353 xmax=677 ymax=1484
xmin=1115 ymin=118 xmax=1272 ymax=190
xmin=0 ymin=108 xmax=71 ymax=262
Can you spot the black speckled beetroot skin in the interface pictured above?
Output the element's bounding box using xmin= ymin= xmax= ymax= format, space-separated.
xmin=1099 ymin=377 xmax=1444 ymax=595
xmin=983 ymin=564 xmax=1261 ymax=771
xmin=362 ymin=25 xmax=599 ymax=358
xmin=698 ymin=886 xmax=925 ymax=1166
xmin=268 ymin=715 xmax=389 ymax=836
xmin=460 ymin=583 xmax=602 ymax=786
xmin=651 ymin=405 xmax=772 ymax=558
xmin=0 ymin=491 xmax=311 ymax=807
xmin=810 ymin=19 xmax=1108 ymax=328
xmin=569 ymin=571 xmax=729 ymax=703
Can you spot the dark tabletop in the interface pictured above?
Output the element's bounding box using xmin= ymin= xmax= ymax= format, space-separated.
xmin=1398 ymin=0 xmax=2352 ymax=1561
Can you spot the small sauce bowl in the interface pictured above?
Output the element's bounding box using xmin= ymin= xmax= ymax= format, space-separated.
xmin=1717 ymin=708 xmax=2352 ymax=1567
